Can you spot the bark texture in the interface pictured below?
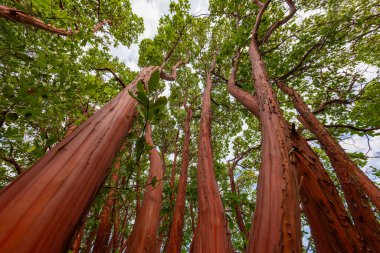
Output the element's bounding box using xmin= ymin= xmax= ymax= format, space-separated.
xmin=228 ymin=161 xmax=249 ymax=239
xmin=190 ymin=58 xmax=233 ymax=253
xmin=165 ymin=106 xmax=193 ymax=253
xmin=227 ymin=57 xmax=362 ymax=252
xmin=277 ymin=80 xmax=380 ymax=251
xmin=93 ymin=158 xmax=121 ymax=253
xmin=246 ymin=39 xmax=301 ymax=252
xmin=0 ymin=5 xmax=111 ymax=35
xmin=125 ymin=124 xmax=165 ymax=253
xmin=0 ymin=67 xmax=157 ymax=253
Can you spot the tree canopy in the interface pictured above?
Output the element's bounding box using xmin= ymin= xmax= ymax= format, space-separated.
xmin=0 ymin=0 xmax=379 ymax=252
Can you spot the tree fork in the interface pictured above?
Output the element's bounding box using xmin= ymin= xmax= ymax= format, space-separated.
xmin=226 ymin=50 xmax=362 ymax=251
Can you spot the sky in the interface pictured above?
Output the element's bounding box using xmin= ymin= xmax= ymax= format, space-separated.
xmin=110 ymin=0 xmax=209 ymax=71
xmin=109 ymin=0 xmax=379 ymax=177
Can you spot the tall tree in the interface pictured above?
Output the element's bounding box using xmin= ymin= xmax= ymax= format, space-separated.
xmin=190 ymin=55 xmax=233 ymax=253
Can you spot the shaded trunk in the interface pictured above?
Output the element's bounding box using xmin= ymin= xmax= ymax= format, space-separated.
xmin=111 ymin=200 xmax=120 ymax=253
xmin=71 ymin=223 xmax=85 ymax=253
xmin=228 ymin=163 xmax=248 ymax=239
xmin=0 ymin=66 xmax=159 ymax=253
xmin=190 ymin=59 xmax=233 ymax=253
xmin=246 ymin=40 xmax=301 ymax=252
xmin=125 ymin=124 xmax=164 ymax=253
xmin=169 ymin=130 xmax=180 ymax=203
xmin=85 ymin=227 xmax=97 ymax=253
xmin=277 ymin=80 xmax=380 ymax=251
xmin=93 ymin=158 xmax=121 ymax=253
xmin=227 ymin=77 xmax=363 ymax=251
xmin=136 ymin=159 xmax=141 ymax=213
xmin=165 ymin=106 xmax=193 ymax=253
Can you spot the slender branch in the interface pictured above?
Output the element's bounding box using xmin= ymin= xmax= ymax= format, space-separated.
xmin=324 ymin=124 xmax=380 ymax=133
xmin=159 ymin=51 xmax=190 ymax=81
xmin=95 ymin=68 xmax=126 ymax=88
xmin=0 ymin=5 xmax=77 ymax=35
xmin=278 ymin=40 xmax=325 ymax=80
xmin=251 ymin=0 xmax=271 ymax=44
xmin=93 ymin=19 xmax=112 ymax=33
xmin=0 ymin=5 xmax=112 ymax=36
xmin=260 ymin=0 xmax=296 ymax=45
xmin=313 ymin=99 xmax=352 ymax=114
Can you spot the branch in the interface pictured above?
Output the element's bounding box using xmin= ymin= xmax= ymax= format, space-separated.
xmin=0 ymin=5 xmax=77 ymax=35
xmin=313 ymin=99 xmax=352 ymax=114
xmin=95 ymin=68 xmax=126 ymax=88
xmin=159 ymin=51 xmax=190 ymax=81
xmin=324 ymin=124 xmax=380 ymax=133
xmin=0 ymin=5 xmax=112 ymax=36
xmin=251 ymin=0 xmax=271 ymax=44
xmin=278 ymin=40 xmax=325 ymax=80
xmin=260 ymin=0 xmax=296 ymax=45
xmin=1 ymin=155 xmax=23 ymax=175
xmin=93 ymin=19 xmax=112 ymax=33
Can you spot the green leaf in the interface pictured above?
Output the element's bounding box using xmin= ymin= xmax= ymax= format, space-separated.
xmin=27 ymin=146 xmax=36 ymax=153
xmin=148 ymin=70 xmax=160 ymax=91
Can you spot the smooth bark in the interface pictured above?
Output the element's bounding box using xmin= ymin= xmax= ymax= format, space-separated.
xmin=165 ymin=106 xmax=193 ymax=253
xmin=190 ymin=57 xmax=233 ymax=253
xmin=125 ymin=124 xmax=165 ymax=253
xmin=93 ymin=158 xmax=121 ymax=253
xmin=276 ymin=79 xmax=380 ymax=251
xmin=246 ymin=36 xmax=301 ymax=253
xmin=0 ymin=66 xmax=159 ymax=253
xmin=228 ymin=162 xmax=249 ymax=239
xmin=227 ymin=59 xmax=362 ymax=251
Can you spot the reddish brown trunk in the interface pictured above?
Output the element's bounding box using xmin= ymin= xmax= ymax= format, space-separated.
xmin=190 ymin=58 xmax=233 ymax=253
xmin=111 ymin=200 xmax=120 ymax=253
xmin=228 ymin=82 xmax=363 ymax=251
xmin=136 ymin=159 xmax=141 ymax=213
xmin=246 ymin=40 xmax=301 ymax=252
xmin=155 ymin=231 xmax=165 ymax=253
xmin=169 ymin=130 xmax=180 ymax=203
xmin=190 ymin=200 xmax=195 ymax=233
xmin=93 ymin=158 xmax=121 ymax=253
xmin=165 ymin=106 xmax=193 ymax=253
xmin=277 ymin=80 xmax=380 ymax=251
xmin=118 ymin=201 xmax=131 ymax=251
xmin=0 ymin=67 xmax=159 ymax=253
xmin=125 ymin=124 xmax=164 ymax=253
xmin=228 ymin=163 xmax=248 ymax=239
xmin=71 ymin=223 xmax=85 ymax=253
xmin=85 ymin=227 xmax=97 ymax=252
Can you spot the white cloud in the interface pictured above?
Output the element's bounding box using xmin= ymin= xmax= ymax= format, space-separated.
xmin=110 ymin=0 xmax=209 ymax=71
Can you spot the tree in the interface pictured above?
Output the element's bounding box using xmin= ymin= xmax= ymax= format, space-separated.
xmin=0 ymin=0 xmax=379 ymax=252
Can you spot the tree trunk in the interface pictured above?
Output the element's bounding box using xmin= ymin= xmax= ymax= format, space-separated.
xmin=190 ymin=58 xmax=233 ymax=253
xmin=125 ymin=124 xmax=165 ymax=253
xmin=165 ymin=106 xmax=193 ymax=253
xmin=169 ymin=130 xmax=180 ymax=203
xmin=227 ymin=74 xmax=362 ymax=251
xmin=0 ymin=66 xmax=159 ymax=253
xmin=71 ymin=223 xmax=85 ymax=253
xmin=93 ymin=158 xmax=121 ymax=253
xmin=246 ymin=39 xmax=301 ymax=252
xmin=276 ymin=80 xmax=380 ymax=251
xmin=228 ymin=162 xmax=248 ymax=239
